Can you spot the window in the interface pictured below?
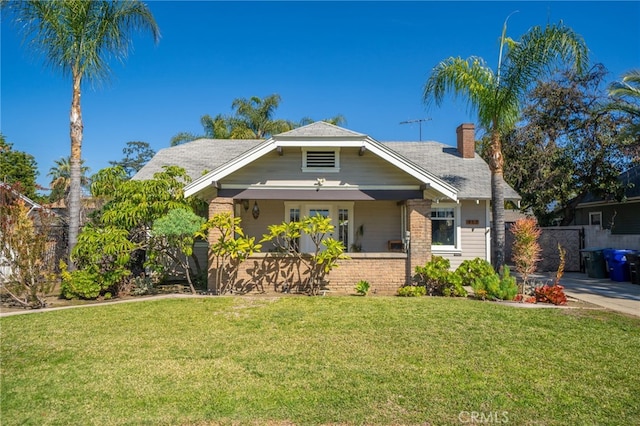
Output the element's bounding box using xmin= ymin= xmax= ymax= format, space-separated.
xmin=589 ymin=212 xmax=602 ymax=228
xmin=338 ymin=208 xmax=349 ymax=250
xmin=302 ymin=148 xmax=340 ymax=172
xmin=431 ymin=205 xmax=460 ymax=250
xmin=288 ymin=207 xmax=301 ymax=252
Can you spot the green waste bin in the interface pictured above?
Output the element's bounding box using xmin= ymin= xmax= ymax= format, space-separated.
xmin=581 ymin=248 xmax=608 ymax=279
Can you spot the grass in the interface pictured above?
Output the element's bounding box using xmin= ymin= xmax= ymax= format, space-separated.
xmin=1 ymin=296 xmax=640 ymax=425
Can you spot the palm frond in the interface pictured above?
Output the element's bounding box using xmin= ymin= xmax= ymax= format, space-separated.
xmin=423 ymin=56 xmax=496 ymax=127
xmin=609 ymin=69 xmax=640 ymax=101
xmin=502 ymin=23 xmax=588 ymax=102
xmin=170 ymin=132 xmax=198 ymax=146
xmin=6 ymin=0 xmax=159 ymax=85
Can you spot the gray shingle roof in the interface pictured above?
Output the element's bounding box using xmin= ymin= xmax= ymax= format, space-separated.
xmin=133 ymin=123 xmax=520 ymax=200
xmin=133 ymin=138 xmax=262 ymax=181
xmin=276 ymin=121 xmax=365 ymax=138
xmin=579 ymin=164 xmax=640 ymax=203
xmin=382 ymin=142 xmax=520 ymax=200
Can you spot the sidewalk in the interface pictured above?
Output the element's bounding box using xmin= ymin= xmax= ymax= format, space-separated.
xmin=532 ymin=271 xmax=640 ymax=318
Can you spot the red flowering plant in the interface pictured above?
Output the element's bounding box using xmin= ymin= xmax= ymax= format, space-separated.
xmin=533 ymin=243 xmax=568 ymax=305
xmin=534 ymin=283 xmax=568 ymax=305
xmin=513 ymin=294 xmax=537 ymax=304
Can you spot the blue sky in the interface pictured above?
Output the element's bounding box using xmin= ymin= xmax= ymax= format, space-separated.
xmin=2 ymin=1 xmax=639 ymax=190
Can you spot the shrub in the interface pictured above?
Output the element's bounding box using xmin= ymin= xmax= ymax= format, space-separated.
xmin=261 ymin=214 xmax=347 ymax=295
xmin=151 ymin=208 xmax=205 ymax=294
xmin=455 ymin=258 xmax=495 ymax=287
xmin=60 ymin=262 xmax=101 ymax=300
xmin=534 ymin=284 xmax=568 ymax=305
xmin=131 ymin=276 xmax=157 ymax=296
xmin=0 ymin=198 xmax=58 ymax=309
xmin=355 ymin=280 xmax=370 ymax=296
xmin=71 ymin=226 xmax=134 ymax=296
xmin=201 ymin=213 xmax=261 ymax=295
xmin=554 ymin=244 xmax=567 ymax=286
xmin=397 ymin=285 xmax=426 ymax=297
xmin=471 ymin=266 xmax=518 ymax=301
xmin=510 ymin=217 xmax=541 ymax=289
xmin=414 ymin=256 xmax=467 ymax=297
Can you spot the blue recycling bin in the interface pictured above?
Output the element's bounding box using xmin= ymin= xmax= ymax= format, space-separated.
xmin=607 ymin=250 xmax=634 ymax=282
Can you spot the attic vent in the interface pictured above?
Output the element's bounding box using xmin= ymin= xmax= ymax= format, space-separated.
xmin=306 ymin=151 xmax=335 ymax=167
xmin=302 ymin=149 xmax=340 ymax=172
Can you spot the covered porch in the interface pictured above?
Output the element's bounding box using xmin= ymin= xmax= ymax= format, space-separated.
xmin=207 ymin=193 xmax=434 ymax=294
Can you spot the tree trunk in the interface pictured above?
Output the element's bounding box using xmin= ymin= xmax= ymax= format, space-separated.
xmin=68 ymin=73 xmax=83 ymax=268
xmin=489 ymin=129 xmax=506 ymax=272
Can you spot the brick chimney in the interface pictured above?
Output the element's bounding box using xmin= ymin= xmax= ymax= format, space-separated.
xmin=456 ymin=123 xmax=475 ymax=159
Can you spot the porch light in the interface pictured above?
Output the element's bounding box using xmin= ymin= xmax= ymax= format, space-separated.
xmin=252 ymin=201 xmax=260 ymax=219
xmin=241 ymin=199 xmax=250 ymax=211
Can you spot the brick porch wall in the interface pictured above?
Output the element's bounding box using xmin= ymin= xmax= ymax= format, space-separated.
xmin=226 ymin=253 xmax=407 ymax=295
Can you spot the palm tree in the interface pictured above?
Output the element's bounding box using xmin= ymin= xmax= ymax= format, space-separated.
xmin=229 ymin=94 xmax=295 ymax=139
xmin=170 ymin=114 xmax=231 ymax=146
xmin=47 ymin=157 xmax=91 ymax=202
xmin=5 ymin=1 xmax=160 ymax=264
xmin=608 ymin=69 xmax=640 ymax=146
xmin=170 ymin=94 xmax=349 ymax=146
xmin=423 ymin=20 xmax=587 ymax=270
xmin=170 ymin=94 xmax=294 ymax=145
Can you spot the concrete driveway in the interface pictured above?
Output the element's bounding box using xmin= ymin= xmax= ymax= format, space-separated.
xmin=533 ymin=271 xmax=640 ymax=318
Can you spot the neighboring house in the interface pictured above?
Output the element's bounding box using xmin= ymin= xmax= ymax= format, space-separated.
xmin=0 ymin=181 xmax=44 ymax=217
xmin=135 ymin=122 xmax=520 ymax=294
xmin=0 ymin=183 xmax=59 ymax=281
xmin=570 ymin=165 xmax=640 ymax=251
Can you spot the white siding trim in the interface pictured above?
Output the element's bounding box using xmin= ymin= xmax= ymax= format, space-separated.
xmin=485 ymin=200 xmax=491 ymax=264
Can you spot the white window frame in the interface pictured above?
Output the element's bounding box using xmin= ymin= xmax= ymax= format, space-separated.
xmin=301 ymin=148 xmax=341 ymax=173
xmin=589 ymin=211 xmax=602 ymax=228
xmin=430 ymin=203 xmax=461 ymax=252
xmin=284 ymin=201 xmax=354 ymax=252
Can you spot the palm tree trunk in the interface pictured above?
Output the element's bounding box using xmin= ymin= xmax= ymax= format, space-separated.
xmin=68 ymin=72 xmax=83 ymax=268
xmin=489 ymin=130 xmax=506 ymax=271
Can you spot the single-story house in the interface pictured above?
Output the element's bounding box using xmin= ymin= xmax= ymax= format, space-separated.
xmin=0 ymin=183 xmax=61 ymax=281
xmin=573 ymin=165 xmax=640 ymax=234
xmin=568 ymin=165 xmax=640 ymax=252
xmin=135 ymin=122 xmax=520 ymax=294
xmin=0 ymin=182 xmax=44 ymax=217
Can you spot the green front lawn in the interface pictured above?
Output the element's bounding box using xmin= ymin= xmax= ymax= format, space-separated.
xmin=2 ymin=296 xmax=639 ymax=425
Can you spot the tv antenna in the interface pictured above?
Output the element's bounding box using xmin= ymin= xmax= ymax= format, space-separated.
xmin=399 ymin=118 xmax=431 ymax=141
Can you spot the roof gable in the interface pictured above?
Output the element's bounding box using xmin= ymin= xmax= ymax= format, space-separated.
xmin=133 ymin=122 xmax=521 ymax=202
xmin=184 ymin=122 xmax=459 ymax=200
